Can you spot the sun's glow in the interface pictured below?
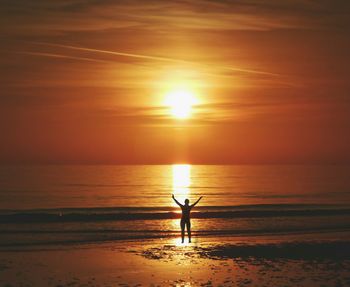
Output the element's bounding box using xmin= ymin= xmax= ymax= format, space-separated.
xmin=172 ymin=164 xmax=191 ymax=206
xmin=165 ymin=89 xmax=197 ymax=119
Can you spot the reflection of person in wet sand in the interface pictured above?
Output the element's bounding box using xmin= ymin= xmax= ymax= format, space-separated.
xmin=172 ymin=194 xmax=203 ymax=243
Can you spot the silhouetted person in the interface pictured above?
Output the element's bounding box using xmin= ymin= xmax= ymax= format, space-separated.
xmin=172 ymin=194 xmax=203 ymax=243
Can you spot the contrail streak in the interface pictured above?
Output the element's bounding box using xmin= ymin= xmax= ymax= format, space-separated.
xmin=13 ymin=51 xmax=113 ymax=64
xmin=32 ymin=41 xmax=185 ymax=63
xmin=31 ymin=41 xmax=279 ymax=77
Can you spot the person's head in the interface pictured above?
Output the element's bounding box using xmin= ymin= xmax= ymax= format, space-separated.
xmin=184 ymin=199 xmax=189 ymax=205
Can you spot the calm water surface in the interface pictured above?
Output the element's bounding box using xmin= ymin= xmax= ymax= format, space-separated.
xmin=0 ymin=164 xmax=350 ymax=209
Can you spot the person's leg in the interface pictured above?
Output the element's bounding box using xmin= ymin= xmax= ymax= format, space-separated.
xmin=186 ymin=220 xmax=191 ymax=243
xmin=180 ymin=220 xmax=185 ymax=243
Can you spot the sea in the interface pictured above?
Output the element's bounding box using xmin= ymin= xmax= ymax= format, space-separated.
xmin=0 ymin=164 xmax=350 ymax=247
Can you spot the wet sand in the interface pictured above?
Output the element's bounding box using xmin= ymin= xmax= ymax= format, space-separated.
xmin=0 ymin=232 xmax=350 ymax=287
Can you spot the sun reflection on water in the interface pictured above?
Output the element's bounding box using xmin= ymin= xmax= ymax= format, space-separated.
xmin=171 ymin=164 xmax=193 ymax=244
xmin=173 ymin=237 xmax=190 ymax=246
xmin=172 ymin=164 xmax=191 ymax=206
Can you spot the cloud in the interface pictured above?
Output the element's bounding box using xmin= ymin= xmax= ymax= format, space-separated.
xmin=1 ymin=0 xmax=349 ymax=39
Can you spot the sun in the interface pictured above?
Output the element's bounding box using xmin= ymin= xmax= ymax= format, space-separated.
xmin=165 ymin=89 xmax=197 ymax=119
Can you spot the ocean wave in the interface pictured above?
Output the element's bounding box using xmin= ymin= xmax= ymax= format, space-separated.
xmin=0 ymin=205 xmax=349 ymax=223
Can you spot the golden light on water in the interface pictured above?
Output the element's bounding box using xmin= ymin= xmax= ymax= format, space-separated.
xmin=173 ymin=236 xmax=190 ymax=247
xmin=171 ymin=165 xmax=196 ymax=246
xmin=172 ymin=164 xmax=191 ymax=206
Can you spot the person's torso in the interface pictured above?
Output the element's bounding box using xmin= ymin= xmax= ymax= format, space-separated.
xmin=181 ymin=205 xmax=192 ymax=220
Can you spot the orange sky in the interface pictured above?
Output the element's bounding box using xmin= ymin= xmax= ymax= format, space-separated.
xmin=1 ymin=1 xmax=350 ymax=164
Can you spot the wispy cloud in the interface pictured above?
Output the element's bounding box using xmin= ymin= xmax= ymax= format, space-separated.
xmin=29 ymin=41 xmax=280 ymax=77
xmin=1 ymin=0 xmax=349 ymax=38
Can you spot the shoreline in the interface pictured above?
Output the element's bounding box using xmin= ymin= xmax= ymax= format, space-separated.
xmin=1 ymin=227 xmax=350 ymax=251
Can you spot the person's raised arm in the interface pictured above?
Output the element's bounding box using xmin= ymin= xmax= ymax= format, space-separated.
xmin=172 ymin=194 xmax=183 ymax=207
xmin=191 ymin=196 xmax=203 ymax=207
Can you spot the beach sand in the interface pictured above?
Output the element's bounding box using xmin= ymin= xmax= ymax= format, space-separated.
xmin=1 ymin=232 xmax=350 ymax=287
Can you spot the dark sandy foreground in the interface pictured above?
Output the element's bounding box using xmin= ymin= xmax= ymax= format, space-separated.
xmin=0 ymin=232 xmax=350 ymax=287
